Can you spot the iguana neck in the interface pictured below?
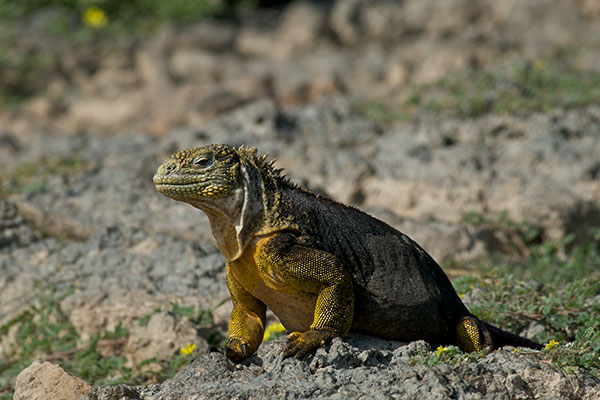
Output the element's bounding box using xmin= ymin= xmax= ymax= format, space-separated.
xmin=190 ymin=162 xmax=288 ymax=262
xmin=198 ymin=203 xmax=245 ymax=262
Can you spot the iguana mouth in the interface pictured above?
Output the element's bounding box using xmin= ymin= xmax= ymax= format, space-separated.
xmin=154 ymin=173 xmax=230 ymax=200
xmin=153 ymin=178 xmax=211 ymax=198
xmin=155 ymin=182 xmax=206 ymax=193
xmin=153 ymin=173 xmax=204 ymax=185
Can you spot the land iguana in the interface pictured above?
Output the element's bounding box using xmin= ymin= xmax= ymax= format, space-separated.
xmin=153 ymin=144 xmax=543 ymax=361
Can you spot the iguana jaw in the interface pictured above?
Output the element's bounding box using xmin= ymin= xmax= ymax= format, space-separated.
xmin=154 ymin=173 xmax=247 ymax=262
xmin=153 ymin=181 xmax=215 ymax=202
xmin=153 ymin=167 xmax=232 ymax=202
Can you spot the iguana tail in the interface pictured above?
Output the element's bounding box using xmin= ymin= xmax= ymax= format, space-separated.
xmin=481 ymin=320 xmax=543 ymax=350
xmin=455 ymin=316 xmax=543 ymax=352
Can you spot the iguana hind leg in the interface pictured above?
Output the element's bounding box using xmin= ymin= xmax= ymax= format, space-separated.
xmin=455 ymin=316 xmax=494 ymax=352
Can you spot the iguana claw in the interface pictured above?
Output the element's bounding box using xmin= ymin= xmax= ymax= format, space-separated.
xmin=224 ymin=339 xmax=251 ymax=362
xmin=284 ymin=330 xmax=336 ymax=360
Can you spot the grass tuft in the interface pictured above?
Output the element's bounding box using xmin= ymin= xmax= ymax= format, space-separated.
xmin=0 ymin=155 xmax=87 ymax=196
xmin=354 ymin=59 xmax=600 ymax=124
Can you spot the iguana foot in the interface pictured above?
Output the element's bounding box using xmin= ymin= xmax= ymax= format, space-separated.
xmin=284 ymin=330 xmax=336 ymax=359
xmin=224 ymin=338 xmax=253 ymax=362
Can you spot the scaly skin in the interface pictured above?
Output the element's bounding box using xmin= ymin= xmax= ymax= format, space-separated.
xmin=153 ymin=144 xmax=542 ymax=361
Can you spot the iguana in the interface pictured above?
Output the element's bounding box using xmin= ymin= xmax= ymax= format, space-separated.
xmin=153 ymin=144 xmax=543 ymax=361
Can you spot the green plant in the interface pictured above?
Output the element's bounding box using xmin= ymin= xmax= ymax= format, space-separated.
xmin=0 ymin=155 xmax=87 ymax=196
xmin=409 ymin=345 xmax=492 ymax=367
xmin=0 ymin=289 xmax=131 ymax=398
xmin=0 ymin=0 xmax=254 ymax=32
xmin=356 ymin=58 xmax=600 ymax=124
xmin=0 ymin=290 xmax=227 ymax=398
xmin=415 ymin=228 xmax=600 ymax=377
xmin=350 ymin=101 xmax=407 ymax=125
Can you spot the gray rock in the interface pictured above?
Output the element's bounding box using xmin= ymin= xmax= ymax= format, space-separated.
xmin=0 ymin=199 xmax=41 ymax=249
xmin=176 ymin=20 xmax=237 ymax=52
xmin=125 ymin=311 xmax=209 ymax=367
xmin=80 ymin=335 xmax=600 ymax=400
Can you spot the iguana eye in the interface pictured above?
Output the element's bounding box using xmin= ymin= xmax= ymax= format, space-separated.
xmin=193 ymin=156 xmax=212 ymax=169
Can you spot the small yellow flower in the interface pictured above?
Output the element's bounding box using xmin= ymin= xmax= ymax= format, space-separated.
xmin=180 ymin=342 xmax=196 ymax=355
xmin=533 ymin=59 xmax=547 ymax=72
xmin=544 ymin=339 xmax=559 ymax=350
xmin=83 ymin=6 xmax=108 ymax=29
xmin=263 ymin=322 xmax=286 ymax=341
xmin=436 ymin=345 xmax=448 ymax=357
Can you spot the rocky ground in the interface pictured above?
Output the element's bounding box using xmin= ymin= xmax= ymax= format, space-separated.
xmin=2 ymin=0 xmax=600 ymax=399
xmin=84 ymin=337 xmax=600 ymax=400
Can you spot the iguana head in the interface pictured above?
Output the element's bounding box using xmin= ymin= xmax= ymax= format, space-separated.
xmin=153 ymin=144 xmax=242 ymax=205
xmin=153 ymin=144 xmax=284 ymax=260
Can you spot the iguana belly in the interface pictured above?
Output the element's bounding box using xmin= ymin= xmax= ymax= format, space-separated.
xmin=228 ymin=237 xmax=318 ymax=333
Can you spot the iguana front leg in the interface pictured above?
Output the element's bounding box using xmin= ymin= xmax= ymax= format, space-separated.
xmin=257 ymin=233 xmax=355 ymax=359
xmin=225 ymin=267 xmax=267 ymax=361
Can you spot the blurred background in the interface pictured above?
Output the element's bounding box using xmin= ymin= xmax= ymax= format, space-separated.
xmin=1 ymin=0 xmax=599 ymax=137
xmin=1 ymin=0 xmax=599 ymax=397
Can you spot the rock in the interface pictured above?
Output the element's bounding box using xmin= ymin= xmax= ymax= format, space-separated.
xmin=69 ymin=301 xmax=156 ymax=344
xmin=169 ymin=49 xmax=220 ymax=82
xmin=272 ymin=55 xmax=345 ymax=106
xmin=67 ymin=92 xmax=146 ymax=132
xmin=136 ymin=48 xmax=172 ymax=89
xmin=275 ymin=1 xmax=326 ymax=56
xmin=361 ymin=107 xmax=600 ymax=243
xmin=367 ymin=208 xmax=489 ymax=263
xmin=235 ymin=28 xmax=276 ymax=58
xmin=176 ymin=20 xmax=237 ymax=52
xmin=402 ymin=0 xmax=483 ymax=38
xmin=236 ymin=1 xmax=325 ymax=59
xmin=14 ymin=360 xmax=91 ymax=400
xmin=80 ymin=335 xmax=600 ymax=400
xmin=329 ymin=0 xmax=407 ymax=44
xmin=410 ymin=40 xmax=472 ymax=84
xmin=523 ymin=322 xmax=546 ymax=340
xmin=499 ymin=0 xmax=585 ymax=54
xmin=329 ymin=0 xmax=364 ymax=44
xmin=24 ymin=95 xmax=66 ymax=119
xmin=125 ymin=311 xmax=209 ymax=367
xmin=0 ymin=199 xmax=41 ymax=249
xmin=86 ymin=67 xmax=140 ymax=98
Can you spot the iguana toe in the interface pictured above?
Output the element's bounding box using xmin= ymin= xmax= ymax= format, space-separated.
xmin=284 ymin=330 xmax=336 ymax=359
xmin=224 ymin=338 xmax=252 ymax=362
